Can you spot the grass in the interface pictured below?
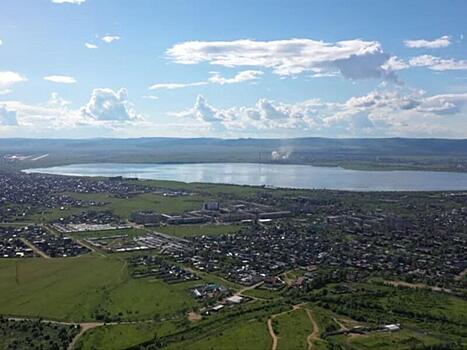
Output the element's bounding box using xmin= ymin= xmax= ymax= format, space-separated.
xmin=164 ymin=318 xmax=272 ymax=350
xmin=105 ymin=193 xmax=208 ymax=218
xmin=33 ymin=192 xmax=209 ymax=222
xmin=311 ymin=305 xmax=341 ymax=334
xmin=345 ymin=329 xmax=444 ymax=350
xmin=0 ymin=256 xmax=123 ymax=322
xmin=242 ymin=287 xmax=282 ymax=300
xmin=157 ymin=224 xmax=245 ymax=238
xmin=77 ymin=321 xmax=179 ymax=350
xmin=100 ymin=278 xmax=199 ymax=321
xmin=0 ymin=256 xmax=199 ymax=322
xmin=68 ymin=228 xmax=147 ymax=240
xmin=276 ymin=308 xmax=311 ymax=350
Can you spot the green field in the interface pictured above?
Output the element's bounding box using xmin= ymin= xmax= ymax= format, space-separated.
xmin=158 ymin=223 xmax=245 ymax=238
xmin=344 ymin=328 xmax=444 ymax=350
xmin=276 ymin=309 xmax=311 ymax=350
xmin=68 ymin=228 xmax=148 ymax=240
xmin=0 ymin=256 xmax=198 ymax=322
xmin=77 ymin=321 xmax=179 ymax=350
xmin=32 ymin=192 xmax=209 ymax=222
xmin=164 ymin=318 xmax=272 ymax=350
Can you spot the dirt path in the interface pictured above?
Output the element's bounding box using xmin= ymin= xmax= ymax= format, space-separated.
xmin=385 ymin=280 xmax=453 ymax=294
xmin=266 ymin=304 xmax=307 ymax=350
xmin=19 ymin=238 xmax=50 ymax=259
xmin=236 ymin=281 xmax=264 ymax=296
xmin=455 ymin=267 xmax=467 ymax=281
xmin=76 ymin=239 xmax=107 ymax=257
xmin=67 ymin=323 xmax=104 ymax=350
xmin=267 ymin=318 xmax=279 ymax=350
xmin=305 ymin=309 xmax=320 ymax=350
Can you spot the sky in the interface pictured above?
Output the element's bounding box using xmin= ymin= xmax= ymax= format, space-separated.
xmin=0 ymin=0 xmax=466 ymax=139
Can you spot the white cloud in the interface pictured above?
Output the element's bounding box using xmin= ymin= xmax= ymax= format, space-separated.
xmin=44 ymin=75 xmax=77 ymax=84
xmin=404 ymin=35 xmax=452 ymax=49
xmin=85 ymin=42 xmax=98 ymax=49
xmin=149 ymin=70 xmax=264 ymax=91
xmin=52 ymin=0 xmax=86 ymax=4
xmin=167 ymin=38 xmax=395 ymax=80
xmin=0 ymin=38 xmax=2 ymax=46
xmin=81 ymin=88 xmax=139 ymax=121
xmin=170 ymin=89 xmax=467 ymax=137
xmin=0 ymin=105 xmax=18 ymax=126
xmin=409 ymin=55 xmax=467 ymax=71
xmin=149 ymin=82 xmax=208 ymax=90
xmin=0 ymin=90 xmax=143 ymax=136
xmin=48 ymin=92 xmax=72 ymax=108
xmin=208 ymin=70 xmax=263 ymax=85
xmin=142 ymin=95 xmax=159 ymax=100
xmin=0 ymin=97 xmax=81 ymax=129
xmin=0 ymin=71 xmax=27 ymax=91
xmin=382 ymin=56 xmax=409 ymax=71
xmin=101 ymin=35 xmax=120 ymax=43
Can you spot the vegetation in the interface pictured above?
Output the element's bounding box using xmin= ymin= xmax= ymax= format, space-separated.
xmin=157 ymin=224 xmax=245 ymax=238
xmin=275 ymin=309 xmax=311 ymax=350
xmin=77 ymin=321 xmax=178 ymax=350
xmin=0 ymin=318 xmax=79 ymax=350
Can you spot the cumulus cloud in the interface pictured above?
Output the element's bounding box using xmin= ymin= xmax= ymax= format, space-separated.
xmin=44 ymin=75 xmax=77 ymax=84
xmin=101 ymin=35 xmax=120 ymax=43
xmin=0 ymin=105 xmax=18 ymax=126
xmin=0 ymin=71 xmax=27 ymax=93
xmin=52 ymin=0 xmax=86 ymax=3
xmin=167 ymin=38 xmax=395 ymax=80
xmin=382 ymin=56 xmax=409 ymax=71
xmin=404 ymin=35 xmax=452 ymax=49
xmin=416 ymin=93 xmax=467 ymax=115
xmin=85 ymin=42 xmax=98 ymax=49
xmin=81 ymin=88 xmax=139 ymax=121
xmin=409 ymin=55 xmax=467 ymax=71
xmin=170 ymin=89 xmax=467 ymax=137
xmin=0 ymin=89 xmax=144 ymax=137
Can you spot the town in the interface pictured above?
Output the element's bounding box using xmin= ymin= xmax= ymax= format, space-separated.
xmin=0 ymin=171 xmax=465 ymax=350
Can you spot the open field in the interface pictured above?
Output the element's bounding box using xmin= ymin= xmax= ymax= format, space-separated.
xmin=0 ymin=256 xmax=199 ymax=322
xmin=29 ymin=192 xmax=209 ymax=223
xmin=164 ymin=318 xmax=272 ymax=350
xmin=275 ymin=308 xmax=311 ymax=350
xmin=68 ymin=228 xmax=148 ymax=240
xmin=157 ymin=224 xmax=245 ymax=238
xmin=77 ymin=321 xmax=179 ymax=350
xmin=343 ymin=328 xmax=445 ymax=350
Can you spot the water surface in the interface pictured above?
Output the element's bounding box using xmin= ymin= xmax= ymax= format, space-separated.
xmin=24 ymin=163 xmax=467 ymax=191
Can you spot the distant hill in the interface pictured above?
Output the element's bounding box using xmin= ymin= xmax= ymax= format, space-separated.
xmin=1 ymin=137 xmax=467 ymax=172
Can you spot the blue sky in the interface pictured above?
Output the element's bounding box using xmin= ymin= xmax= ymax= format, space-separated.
xmin=0 ymin=0 xmax=466 ymax=138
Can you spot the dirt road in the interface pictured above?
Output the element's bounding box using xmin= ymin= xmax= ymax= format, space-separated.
xmin=67 ymin=323 xmax=104 ymax=350
xmin=305 ymin=309 xmax=320 ymax=350
xmin=266 ymin=304 xmax=308 ymax=350
xmin=19 ymin=238 xmax=51 ymax=259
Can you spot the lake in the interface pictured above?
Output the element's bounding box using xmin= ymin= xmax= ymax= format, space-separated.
xmin=23 ymin=162 xmax=467 ymax=191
